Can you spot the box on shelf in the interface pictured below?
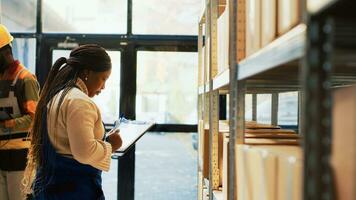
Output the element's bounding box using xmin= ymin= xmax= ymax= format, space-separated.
xmin=222 ymin=135 xmax=229 ymax=200
xmin=276 ymin=151 xmax=303 ymax=200
xmin=261 ymin=0 xmax=277 ymax=47
xmin=212 ymin=120 xmax=300 ymax=145
xmin=245 ymin=138 xmax=300 ymax=145
xmin=332 ymin=86 xmax=356 ymax=200
xmin=236 ymin=145 xmax=303 ymax=200
xmin=217 ymin=0 xmax=229 ymax=75
xmin=246 ymin=0 xmax=261 ymax=56
xmin=199 ymin=45 xmax=206 ymax=86
xmin=218 ymin=132 xmax=225 ymax=187
xmin=277 ymin=0 xmax=301 ymax=35
xmin=236 ymin=145 xmax=251 ymax=200
xmin=237 ymin=0 xmax=246 ymax=61
xmin=205 ymin=37 xmax=211 ymax=83
xmin=248 ymin=148 xmax=278 ymax=200
xmin=218 ymin=0 xmax=227 ymax=17
xmin=201 ymin=125 xmax=226 ymax=184
xmin=200 ymin=121 xmax=210 ymax=179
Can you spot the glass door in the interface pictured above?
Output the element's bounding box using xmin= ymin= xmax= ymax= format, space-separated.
xmin=52 ymin=49 xmax=121 ymax=124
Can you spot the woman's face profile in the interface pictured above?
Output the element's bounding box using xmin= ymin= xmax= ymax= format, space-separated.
xmin=85 ymin=69 xmax=112 ymax=97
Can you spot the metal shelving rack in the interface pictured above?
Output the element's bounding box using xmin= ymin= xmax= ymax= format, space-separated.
xmin=198 ymin=0 xmax=356 ymax=199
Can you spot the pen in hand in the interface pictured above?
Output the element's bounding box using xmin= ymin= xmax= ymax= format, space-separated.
xmin=106 ymin=128 xmax=122 ymax=153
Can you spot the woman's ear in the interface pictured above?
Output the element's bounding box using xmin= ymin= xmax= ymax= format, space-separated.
xmin=79 ymin=69 xmax=90 ymax=81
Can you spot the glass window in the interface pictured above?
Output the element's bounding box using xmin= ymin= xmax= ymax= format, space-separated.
xmin=43 ymin=0 xmax=127 ymax=34
xmin=278 ymin=91 xmax=298 ymax=125
xmin=256 ymin=94 xmax=272 ymax=124
xmin=0 ymin=0 xmax=37 ymax=32
xmin=133 ymin=0 xmax=201 ymax=35
xmin=136 ymin=51 xmax=198 ymax=124
xmin=12 ymin=38 xmax=36 ymax=74
xmin=52 ymin=50 xmax=121 ymax=124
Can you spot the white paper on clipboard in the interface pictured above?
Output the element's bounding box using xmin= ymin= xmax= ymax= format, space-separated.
xmin=112 ymin=118 xmax=149 ymax=131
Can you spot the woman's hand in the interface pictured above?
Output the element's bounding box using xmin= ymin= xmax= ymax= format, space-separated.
xmin=106 ymin=129 xmax=122 ymax=153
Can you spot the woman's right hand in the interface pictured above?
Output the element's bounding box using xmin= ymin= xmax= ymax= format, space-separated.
xmin=106 ymin=129 xmax=122 ymax=152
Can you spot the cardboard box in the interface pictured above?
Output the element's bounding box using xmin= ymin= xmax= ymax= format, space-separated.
xmin=259 ymin=146 xmax=303 ymax=200
xmin=277 ymin=155 xmax=303 ymax=200
xmin=261 ymin=0 xmax=277 ymax=47
xmin=202 ymin=127 xmax=210 ymax=178
xmin=277 ymin=0 xmax=301 ymax=35
xmin=199 ymin=46 xmax=205 ymax=86
xmin=205 ymin=38 xmax=210 ymax=83
xmin=217 ymin=1 xmax=229 ymax=75
xmin=218 ymin=132 xmax=225 ymax=186
xmin=332 ymin=86 xmax=356 ymax=200
xmin=246 ymin=0 xmax=261 ymax=56
xmin=237 ymin=0 xmax=246 ymax=61
xmin=236 ymin=145 xmax=252 ymax=200
xmin=253 ymin=149 xmax=278 ymax=200
xmin=198 ymin=120 xmax=205 ymax=172
xmin=202 ymin=125 xmax=226 ymax=181
xmin=218 ymin=0 xmax=227 ymax=17
xmin=222 ymin=135 xmax=229 ymax=200
xmin=237 ymin=145 xmax=302 ymax=200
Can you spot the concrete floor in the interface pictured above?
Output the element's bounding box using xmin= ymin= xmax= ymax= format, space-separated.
xmin=102 ymin=132 xmax=198 ymax=200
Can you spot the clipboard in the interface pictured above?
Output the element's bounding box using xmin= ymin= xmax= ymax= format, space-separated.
xmin=111 ymin=119 xmax=154 ymax=154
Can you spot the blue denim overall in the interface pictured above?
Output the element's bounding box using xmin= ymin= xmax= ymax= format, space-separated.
xmin=32 ymin=109 xmax=105 ymax=200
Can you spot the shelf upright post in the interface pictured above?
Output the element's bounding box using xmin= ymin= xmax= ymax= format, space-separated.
xmin=208 ymin=0 xmax=220 ymax=197
xmin=197 ymin=18 xmax=204 ymax=200
xmin=271 ymin=93 xmax=279 ymax=126
xmin=302 ymin=14 xmax=334 ymax=200
xmin=228 ymin=0 xmax=245 ymax=199
xmin=252 ymin=93 xmax=257 ymax=121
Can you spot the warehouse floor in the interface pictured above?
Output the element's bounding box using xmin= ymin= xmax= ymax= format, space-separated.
xmin=102 ymin=132 xmax=198 ymax=200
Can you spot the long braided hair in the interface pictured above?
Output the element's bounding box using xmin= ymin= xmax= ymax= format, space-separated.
xmin=22 ymin=44 xmax=111 ymax=195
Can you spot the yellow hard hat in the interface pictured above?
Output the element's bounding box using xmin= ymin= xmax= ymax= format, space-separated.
xmin=0 ymin=24 xmax=14 ymax=49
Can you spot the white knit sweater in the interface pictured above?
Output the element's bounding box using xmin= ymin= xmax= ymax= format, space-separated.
xmin=47 ymin=78 xmax=112 ymax=171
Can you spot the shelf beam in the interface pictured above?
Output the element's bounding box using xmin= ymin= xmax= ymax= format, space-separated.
xmin=213 ymin=68 xmax=230 ymax=90
xmin=238 ymin=24 xmax=306 ymax=80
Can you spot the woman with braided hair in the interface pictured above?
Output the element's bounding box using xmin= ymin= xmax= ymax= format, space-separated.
xmin=23 ymin=44 xmax=122 ymax=199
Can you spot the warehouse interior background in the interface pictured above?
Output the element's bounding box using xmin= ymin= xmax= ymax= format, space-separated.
xmin=1 ymin=0 xmax=356 ymax=200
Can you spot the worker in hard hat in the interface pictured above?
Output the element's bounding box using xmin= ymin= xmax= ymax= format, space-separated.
xmin=0 ymin=24 xmax=40 ymax=200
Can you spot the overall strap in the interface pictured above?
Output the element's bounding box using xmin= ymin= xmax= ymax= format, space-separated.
xmin=11 ymin=68 xmax=25 ymax=87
